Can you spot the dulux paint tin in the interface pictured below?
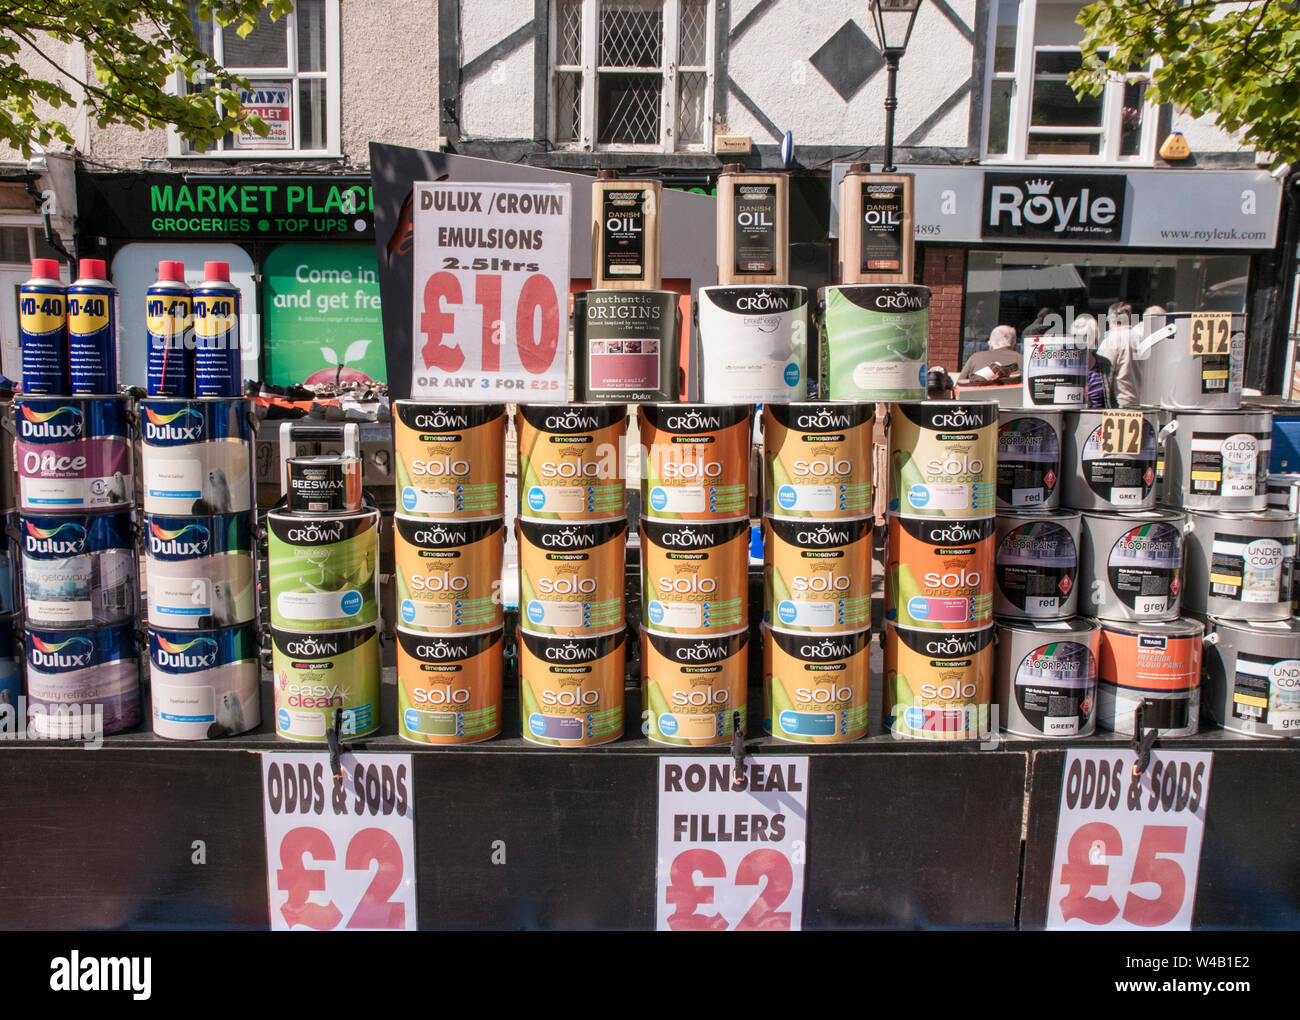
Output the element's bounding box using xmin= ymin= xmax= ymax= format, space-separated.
xmin=518 ymin=517 xmax=624 ymax=636
xmin=996 ymin=408 xmax=1063 ymax=511
xmin=889 ymin=401 xmax=997 ymax=518
xmin=394 ymin=402 xmax=506 ymax=519
xmin=14 ymin=396 xmax=132 ymax=512
xmin=1159 ymin=409 xmax=1272 ymax=511
xmin=272 ymin=626 xmax=381 ymax=741
xmin=640 ymin=516 xmax=749 ymax=636
xmin=765 ymin=515 xmax=871 ymax=633
xmin=640 ymin=403 xmax=751 ymax=521
xmin=1078 ymin=510 xmax=1185 ymax=621
xmin=1182 ymin=508 xmax=1296 ymax=621
xmin=1062 ymin=409 xmax=1158 ymax=511
xmin=885 ymin=515 xmax=994 ymax=630
xmin=21 ymin=511 xmax=136 ymax=628
xmin=67 ymin=259 xmax=119 ymax=396
xmin=1137 ymin=312 xmax=1245 ymax=409
xmin=19 ymin=259 xmax=69 ymax=395
xmin=763 ymin=402 xmax=873 ymax=519
xmin=1022 ymin=336 xmax=1087 ymax=408
xmin=642 ymin=627 xmax=748 ymax=746
xmin=141 ymin=398 xmax=252 ymax=515
xmin=517 ymin=403 xmax=625 ymax=522
xmin=192 ymin=262 xmax=242 ymax=398
xmin=287 ymin=455 xmax=362 ymax=514
xmin=884 ymin=623 xmax=993 ymax=741
xmin=396 ymin=627 xmax=503 ymax=744
xmin=144 ymin=513 xmax=255 ymax=630
xmin=1201 ymin=616 xmax=1300 ymax=738
xmin=572 ymin=290 xmax=682 ymax=403
xmin=25 ymin=623 xmax=141 ymax=738
xmin=697 ymin=286 xmax=808 ymax=403
xmin=1097 ymin=617 xmax=1203 ymax=737
xmin=267 ymin=508 xmax=379 ymax=631
xmin=517 ymin=627 xmax=626 ymax=747
xmin=817 ymin=284 xmax=929 ymax=400
xmin=395 ymin=515 xmax=504 ymax=634
xmin=993 ymin=511 xmax=1080 ymax=620
xmin=995 ymin=618 xmax=1100 ymax=738
xmin=763 ymin=625 xmax=870 ymax=743
xmin=149 ymin=625 xmax=260 ymax=739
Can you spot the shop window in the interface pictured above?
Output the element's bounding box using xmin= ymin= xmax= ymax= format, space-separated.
xmin=983 ymin=0 xmax=1157 ymax=163
xmin=551 ymin=0 xmax=714 ymax=151
xmin=172 ymin=1 xmax=340 ymax=156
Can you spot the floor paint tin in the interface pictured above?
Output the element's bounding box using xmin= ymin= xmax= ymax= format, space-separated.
xmin=145 ymin=513 xmax=255 ymax=630
xmin=996 ymin=408 xmax=1063 ymax=510
xmin=697 ymin=286 xmax=808 ymax=403
xmin=642 ymin=627 xmax=748 ymax=746
xmin=639 ymin=403 xmax=751 ymax=521
xmin=640 ymin=516 xmax=749 ymax=636
xmin=1097 ymin=617 xmax=1202 ymax=737
xmin=885 ymin=515 xmax=994 ymax=630
xmin=818 ymin=284 xmax=929 ymax=401
xmin=1022 ymin=336 xmax=1087 ymax=408
xmin=1159 ymin=409 xmax=1271 ymax=511
xmin=141 ymin=397 xmax=251 ymax=515
xmin=396 ymin=627 xmax=503 ymax=744
xmin=1201 ymin=616 xmax=1300 ymax=738
xmin=268 ymin=508 xmax=379 ymax=631
xmin=15 ymin=396 xmax=132 ymax=513
xmin=883 ymin=623 xmax=993 ymax=741
xmin=271 ymin=626 xmax=381 ymax=741
xmin=1182 ymin=508 xmax=1296 ymax=621
xmin=21 ymin=511 xmax=137 ymax=628
xmin=517 ymin=517 xmax=625 ymax=636
xmin=517 ymin=628 xmax=626 ymax=747
xmin=25 ymin=623 xmax=141 ymax=738
xmin=995 ymin=618 xmax=1100 ymax=738
xmin=993 ymin=511 xmax=1080 ymax=620
xmin=1062 ymin=409 xmax=1158 ymax=511
xmin=517 ymin=403 xmax=626 ymax=522
xmin=1079 ymin=510 xmax=1185 ymax=621
xmin=149 ymin=624 xmax=260 ymax=739
xmin=394 ymin=515 xmax=504 ymax=634
xmin=765 ymin=515 xmax=871 ymax=632
xmin=763 ymin=402 xmax=873 ymax=519
xmin=394 ymin=402 xmax=506 ymax=519
xmin=888 ymin=401 xmax=997 ymax=518
xmin=763 ymin=625 xmax=870 ymax=743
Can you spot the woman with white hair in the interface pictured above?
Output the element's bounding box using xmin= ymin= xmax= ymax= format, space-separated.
xmin=1073 ymin=313 xmax=1112 ymax=407
xmin=956 ymin=324 xmax=1022 ymax=385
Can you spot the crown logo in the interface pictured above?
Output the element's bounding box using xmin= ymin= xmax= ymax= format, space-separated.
xmin=755 ymin=290 xmax=770 ymax=300
xmin=1025 ymin=179 xmax=1053 ymax=195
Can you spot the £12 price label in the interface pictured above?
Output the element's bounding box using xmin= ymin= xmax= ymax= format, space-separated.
xmin=261 ymin=753 xmax=417 ymax=931
xmin=1046 ymin=749 xmax=1213 ymax=930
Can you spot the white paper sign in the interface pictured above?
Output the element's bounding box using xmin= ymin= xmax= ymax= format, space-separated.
xmin=262 ymin=753 xmax=417 ymax=931
xmin=655 ymin=756 xmax=809 ymax=930
xmin=410 ymin=181 xmax=571 ymax=400
xmin=1046 ymin=749 xmax=1213 ymax=930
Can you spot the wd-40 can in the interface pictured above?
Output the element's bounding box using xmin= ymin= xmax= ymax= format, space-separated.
xmin=19 ymin=258 xmax=68 ymax=395
xmin=146 ymin=261 xmax=193 ymax=397
xmin=193 ymin=261 xmax=242 ymax=398
xmin=67 ymin=259 xmax=118 ymax=395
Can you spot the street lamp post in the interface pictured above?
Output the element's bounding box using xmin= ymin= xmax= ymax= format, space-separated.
xmin=868 ymin=0 xmax=923 ymax=173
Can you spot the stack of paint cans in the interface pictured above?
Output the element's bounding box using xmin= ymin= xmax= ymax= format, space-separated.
xmin=393 ymin=402 xmax=505 ymax=745
xmin=267 ymin=424 xmax=378 ymax=742
xmin=17 ymin=258 xmax=141 ymax=739
xmin=760 ymin=403 xmax=872 ymax=743
xmin=141 ymin=261 xmax=260 ymax=739
xmin=516 ymin=403 xmax=627 ymax=746
xmin=883 ymin=401 xmax=997 ymax=740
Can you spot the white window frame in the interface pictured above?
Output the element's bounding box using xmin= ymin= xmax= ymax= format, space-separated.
xmin=981 ymin=0 xmax=1159 ymax=165
xmin=168 ymin=1 xmax=341 ymax=159
xmin=550 ymin=0 xmax=716 ymax=153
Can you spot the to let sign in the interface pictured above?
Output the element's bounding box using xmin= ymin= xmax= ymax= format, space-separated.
xmin=411 ymin=182 xmax=571 ymax=400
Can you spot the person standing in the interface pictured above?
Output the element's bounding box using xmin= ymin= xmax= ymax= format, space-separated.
xmin=1098 ymin=301 xmax=1139 ymax=406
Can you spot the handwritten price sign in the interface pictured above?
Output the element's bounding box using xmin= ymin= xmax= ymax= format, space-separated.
xmin=411 ymin=182 xmax=571 ymax=399
xmin=262 ymin=753 xmax=417 ymax=931
xmin=655 ymin=757 xmax=809 ymax=930
xmin=1046 ymin=749 xmax=1213 ymax=931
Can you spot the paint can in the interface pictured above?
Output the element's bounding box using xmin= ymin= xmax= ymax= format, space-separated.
xmin=25 ymin=623 xmax=141 ymax=738
xmin=1182 ymin=508 xmax=1296 ymax=621
xmin=517 ymin=517 xmax=624 ymax=636
xmin=394 ymin=401 xmax=506 ymax=519
xmin=885 ymin=515 xmax=994 ymax=630
xmin=1267 ymin=472 xmax=1300 ymax=514
xmin=144 ymin=513 xmax=255 ymax=630
xmin=763 ymin=402 xmax=874 ymax=519
xmin=996 ymin=408 xmax=1063 ymax=510
xmin=19 ymin=259 xmax=69 ymax=395
xmin=15 ymin=395 xmax=132 ymax=513
xmin=697 ymin=286 xmax=808 ymax=403
xmin=395 ymin=515 xmax=504 ymax=634
xmin=21 ymin=511 xmax=136 ymax=628
xmin=888 ymin=400 xmax=997 ymax=518
xmin=267 ymin=507 xmax=379 ymax=630
xmin=1078 ymin=510 xmax=1185 ymax=621
xmin=1202 ymin=616 xmax=1300 ymax=738
xmin=1022 ymin=336 xmax=1087 ymax=408
xmin=67 ymin=259 xmax=119 ymax=395
xmin=763 ymin=625 xmax=870 ymax=743
xmin=572 ymin=290 xmax=682 ymax=403
xmin=517 ymin=403 xmax=626 ymax=522
xmin=192 ymin=261 xmax=243 ymax=398
xmin=141 ymin=397 xmax=252 ymax=515
xmin=395 ymin=627 xmax=503 ymax=745
xmin=517 ymin=627 xmax=626 ymax=747
xmin=884 ymin=623 xmax=993 ymax=740
xmin=994 ymin=511 xmax=1080 ymax=620
xmin=149 ymin=624 xmax=260 ymax=739
xmin=0 ymin=616 xmax=20 ymax=710
xmin=1061 ymin=409 xmax=1158 ymax=511
xmin=1137 ymin=311 xmax=1245 ymax=409
xmin=817 ymin=284 xmax=929 ymax=400
xmin=995 ymin=618 xmax=1100 ymax=738
xmin=287 ymin=455 xmax=362 ymax=514
xmin=640 ymin=516 xmax=749 ymax=636
xmin=145 ymin=261 xmax=194 ymax=398
xmin=639 ymin=403 xmax=751 ymax=521
xmin=1159 ymin=409 xmax=1271 ymax=510
xmin=1097 ymin=617 xmax=1202 ymax=737
xmin=271 ymin=626 xmax=381 ymax=741
xmin=642 ymin=627 xmax=748 ymax=746
xmin=765 ymin=515 xmax=871 ymax=632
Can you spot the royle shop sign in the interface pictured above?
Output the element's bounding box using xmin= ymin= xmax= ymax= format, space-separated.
xmin=981 ymin=172 xmax=1126 ymax=242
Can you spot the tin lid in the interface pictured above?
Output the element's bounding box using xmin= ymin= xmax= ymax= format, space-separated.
xmin=1204 ymin=614 xmax=1300 ymax=638
xmin=1098 ymin=616 xmax=1204 ymax=639
xmin=77 ymin=258 xmax=106 ymax=280
xmin=847 ymin=162 xmax=870 ymax=173
xmin=998 ymin=616 xmax=1101 ymax=636
xmin=1185 ymin=507 xmax=1296 ymax=525
xmin=157 ymin=261 xmax=186 ymax=283
xmin=204 ymin=261 xmax=230 ymax=283
xmin=31 ymin=258 xmax=61 ymax=280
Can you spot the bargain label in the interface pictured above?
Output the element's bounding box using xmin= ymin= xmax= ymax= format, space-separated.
xmin=411 ymin=182 xmax=571 ymax=399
